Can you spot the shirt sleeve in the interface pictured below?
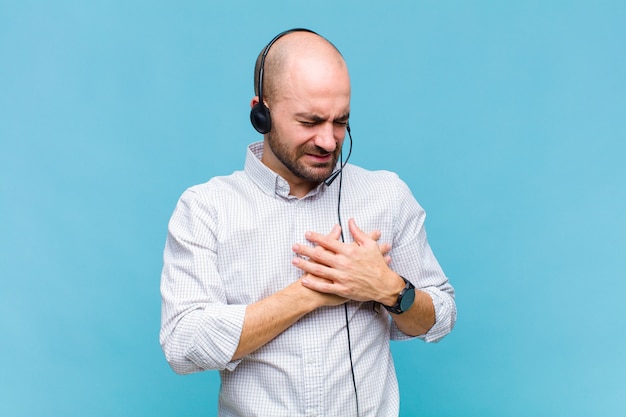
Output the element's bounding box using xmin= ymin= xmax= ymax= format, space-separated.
xmin=388 ymin=178 xmax=457 ymax=343
xmin=159 ymin=188 xmax=245 ymax=374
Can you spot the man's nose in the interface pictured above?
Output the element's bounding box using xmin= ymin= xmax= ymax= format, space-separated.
xmin=313 ymin=122 xmax=337 ymax=152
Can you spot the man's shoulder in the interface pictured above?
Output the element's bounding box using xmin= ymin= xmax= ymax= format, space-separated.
xmin=342 ymin=164 xmax=416 ymax=203
xmin=179 ymin=170 xmax=248 ymax=201
xmin=344 ymin=164 xmax=405 ymax=187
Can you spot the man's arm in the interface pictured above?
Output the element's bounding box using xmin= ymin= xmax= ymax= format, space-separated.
xmin=232 ymin=275 xmax=346 ymax=360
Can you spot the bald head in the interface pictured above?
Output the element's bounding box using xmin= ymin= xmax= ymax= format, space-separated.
xmin=253 ymin=31 xmax=348 ymax=103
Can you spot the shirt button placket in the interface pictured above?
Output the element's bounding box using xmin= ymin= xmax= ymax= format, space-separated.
xmin=303 ymin=345 xmax=322 ymax=417
xmin=295 ymin=199 xmax=323 ymax=417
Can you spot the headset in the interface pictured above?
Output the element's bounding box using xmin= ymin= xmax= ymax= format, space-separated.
xmin=250 ymin=28 xmax=353 ymax=187
xmin=250 ymin=28 xmax=317 ymax=134
xmin=251 ymin=29 xmax=360 ymax=415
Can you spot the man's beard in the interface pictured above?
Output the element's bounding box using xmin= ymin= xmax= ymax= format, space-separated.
xmin=267 ymin=131 xmax=341 ymax=183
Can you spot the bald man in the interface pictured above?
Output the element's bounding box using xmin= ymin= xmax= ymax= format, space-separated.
xmin=160 ymin=29 xmax=456 ymax=417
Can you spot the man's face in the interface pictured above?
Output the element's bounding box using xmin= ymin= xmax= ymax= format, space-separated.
xmin=265 ymin=115 xmax=347 ymax=184
xmin=261 ymin=56 xmax=351 ymax=193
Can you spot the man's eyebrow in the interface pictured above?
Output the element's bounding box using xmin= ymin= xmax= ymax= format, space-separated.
xmin=294 ymin=113 xmax=326 ymax=122
xmin=294 ymin=112 xmax=350 ymax=122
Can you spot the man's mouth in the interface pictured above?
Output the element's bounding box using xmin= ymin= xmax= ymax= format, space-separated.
xmin=305 ymin=153 xmax=333 ymax=163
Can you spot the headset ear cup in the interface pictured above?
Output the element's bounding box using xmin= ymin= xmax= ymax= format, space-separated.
xmin=250 ymin=103 xmax=271 ymax=134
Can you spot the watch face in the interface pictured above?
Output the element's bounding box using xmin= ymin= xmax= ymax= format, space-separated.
xmin=400 ymin=288 xmax=416 ymax=312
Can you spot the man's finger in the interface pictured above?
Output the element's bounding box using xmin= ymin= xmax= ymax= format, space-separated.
xmin=304 ymin=229 xmax=344 ymax=253
xmin=328 ymin=224 xmax=342 ymax=241
xmin=348 ymin=218 xmax=371 ymax=246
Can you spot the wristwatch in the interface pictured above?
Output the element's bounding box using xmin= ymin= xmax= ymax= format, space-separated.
xmin=383 ymin=276 xmax=416 ymax=314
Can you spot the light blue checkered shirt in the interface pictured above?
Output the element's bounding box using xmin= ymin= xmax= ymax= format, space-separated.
xmin=160 ymin=142 xmax=456 ymax=416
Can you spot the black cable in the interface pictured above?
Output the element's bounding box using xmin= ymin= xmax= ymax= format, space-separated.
xmin=344 ymin=303 xmax=360 ymax=416
xmin=335 ymin=125 xmax=352 ymax=241
xmin=336 ymin=149 xmax=360 ymax=417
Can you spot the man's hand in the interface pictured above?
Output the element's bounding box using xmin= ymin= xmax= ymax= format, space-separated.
xmin=291 ymin=218 xmax=403 ymax=306
xmin=297 ymin=224 xmax=348 ymax=308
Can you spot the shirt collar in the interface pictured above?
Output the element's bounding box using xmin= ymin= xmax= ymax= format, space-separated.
xmin=244 ymin=141 xmax=326 ymax=199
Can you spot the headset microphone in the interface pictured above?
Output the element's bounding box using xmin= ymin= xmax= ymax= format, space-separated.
xmin=324 ymin=124 xmax=353 ymax=186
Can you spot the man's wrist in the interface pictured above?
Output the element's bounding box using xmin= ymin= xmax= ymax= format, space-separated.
xmin=381 ymin=273 xmax=407 ymax=307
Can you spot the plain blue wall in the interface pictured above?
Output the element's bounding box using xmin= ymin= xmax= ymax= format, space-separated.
xmin=1 ymin=1 xmax=625 ymax=416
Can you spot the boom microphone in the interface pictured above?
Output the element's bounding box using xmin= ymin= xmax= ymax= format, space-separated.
xmin=324 ymin=124 xmax=353 ymax=186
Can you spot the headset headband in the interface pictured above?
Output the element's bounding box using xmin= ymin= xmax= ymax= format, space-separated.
xmin=250 ymin=28 xmax=318 ymax=134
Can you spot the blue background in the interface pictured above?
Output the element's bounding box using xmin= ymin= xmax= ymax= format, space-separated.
xmin=2 ymin=1 xmax=625 ymax=416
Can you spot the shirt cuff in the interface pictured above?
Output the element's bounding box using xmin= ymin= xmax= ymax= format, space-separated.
xmin=418 ymin=288 xmax=456 ymax=343
xmin=186 ymin=304 xmax=247 ymax=371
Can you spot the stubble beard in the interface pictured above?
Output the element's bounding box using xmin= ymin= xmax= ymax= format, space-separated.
xmin=267 ymin=130 xmax=340 ymax=183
